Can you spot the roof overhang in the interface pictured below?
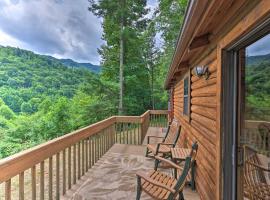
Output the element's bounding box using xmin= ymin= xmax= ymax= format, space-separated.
xmin=164 ymin=0 xmax=252 ymax=89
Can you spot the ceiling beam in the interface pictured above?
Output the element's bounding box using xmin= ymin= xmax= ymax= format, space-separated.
xmin=189 ymin=33 xmax=210 ymax=51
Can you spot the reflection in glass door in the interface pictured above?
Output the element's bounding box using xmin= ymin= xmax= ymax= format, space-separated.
xmin=239 ymin=34 xmax=270 ymax=199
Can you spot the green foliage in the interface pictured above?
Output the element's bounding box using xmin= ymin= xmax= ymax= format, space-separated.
xmin=0 ymin=104 xmax=15 ymax=120
xmin=245 ymin=59 xmax=270 ymax=121
xmin=0 ymin=1 xmax=190 ymax=158
xmin=89 ymin=0 xmax=152 ymax=115
xmin=0 ymin=46 xmax=118 ymax=158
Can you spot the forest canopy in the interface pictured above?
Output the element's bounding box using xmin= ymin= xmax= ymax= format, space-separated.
xmin=0 ymin=0 xmax=188 ymax=158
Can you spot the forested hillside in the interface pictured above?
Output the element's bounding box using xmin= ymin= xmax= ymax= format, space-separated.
xmin=246 ymin=54 xmax=270 ymax=120
xmin=0 ymin=46 xmax=117 ymax=158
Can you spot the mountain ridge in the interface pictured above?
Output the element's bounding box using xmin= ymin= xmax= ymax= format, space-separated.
xmin=0 ymin=45 xmax=101 ymax=73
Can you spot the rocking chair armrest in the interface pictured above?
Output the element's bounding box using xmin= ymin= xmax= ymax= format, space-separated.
xmin=154 ymin=156 xmax=182 ymax=170
xmin=147 ymin=136 xmax=164 ymax=144
xmin=247 ymin=160 xmax=270 ymax=172
xmin=136 ymin=171 xmax=176 ymax=193
xmin=155 ymin=143 xmax=174 ymax=153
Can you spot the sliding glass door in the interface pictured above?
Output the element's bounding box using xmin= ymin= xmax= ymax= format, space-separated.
xmin=238 ymin=33 xmax=270 ymax=199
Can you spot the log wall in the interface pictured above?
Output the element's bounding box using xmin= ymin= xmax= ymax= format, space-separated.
xmin=173 ymin=50 xmax=218 ymax=200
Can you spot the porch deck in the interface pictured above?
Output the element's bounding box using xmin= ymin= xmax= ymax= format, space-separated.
xmin=0 ymin=111 xmax=200 ymax=200
xmin=63 ymin=144 xmax=199 ymax=199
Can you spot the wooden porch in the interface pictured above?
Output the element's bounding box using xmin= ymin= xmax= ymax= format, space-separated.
xmin=0 ymin=110 xmax=199 ymax=200
xmin=62 ymin=143 xmax=199 ymax=200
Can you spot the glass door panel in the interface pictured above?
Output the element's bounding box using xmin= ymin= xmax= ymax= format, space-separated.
xmin=239 ymin=34 xmax=270 ymax=199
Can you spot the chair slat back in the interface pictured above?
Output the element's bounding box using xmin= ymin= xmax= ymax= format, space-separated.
xmin=168 ymin=156 xmax=192 ymax=199
xmin=244 ymin=146 xmax=267 ymax=187
xmin=164 ymin=120 xmax=180 ymax=145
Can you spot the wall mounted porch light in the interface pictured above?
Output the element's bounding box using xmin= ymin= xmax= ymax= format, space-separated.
xmin=192 ymin=65 xmax=210 ymax=80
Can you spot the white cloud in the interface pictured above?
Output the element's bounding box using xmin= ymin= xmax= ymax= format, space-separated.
xmin=0 ymin=0 xmax=103 ymax=64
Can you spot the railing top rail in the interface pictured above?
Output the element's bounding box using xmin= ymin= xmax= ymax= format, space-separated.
xmin=0 ymin=109 xmax=169 ymax=183
xmin=149 ymin=110 xmax=169 ymax=115
xmin=115 ymin=116 xmax=141 ymax=123
xmin=0 ymin=116 xmax=116 ymax=182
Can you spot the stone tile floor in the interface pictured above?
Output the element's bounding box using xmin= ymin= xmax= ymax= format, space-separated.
xmin=63 ymin=143 xmax=200 ymax=200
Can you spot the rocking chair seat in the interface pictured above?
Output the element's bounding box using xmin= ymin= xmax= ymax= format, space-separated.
xmin=245 ymin=183 xmax=270 ymax=200
xmin=141 ymin=170 xmax=176 ymax=200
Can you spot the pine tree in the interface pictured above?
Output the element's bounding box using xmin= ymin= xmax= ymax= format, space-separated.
xmin=89 ymin=0 xmax=149 ymax=115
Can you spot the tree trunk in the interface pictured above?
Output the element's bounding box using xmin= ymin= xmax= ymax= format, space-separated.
xmin=118 ymin=1 xmax=124 ymax=115
xmin=151 ymin=64 xmax=154 ymax=109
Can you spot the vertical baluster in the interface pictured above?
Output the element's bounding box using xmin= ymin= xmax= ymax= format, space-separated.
xmin=121 ymin=124 xmax=123 ymax=144
xmin=31 ymin=166 xmax=36 ymax=200
xmin=78 ymin=141 xmax=81 ymax=179
xmin=117 ymin=123 xmax=119 ymax=143
xmin=62 ymin=149 xmax=66 ymax=195
xmin=56 ymin=153 xmax=60 ymax=200
xmin=40 ymin=161 xmax=44 ymax=200
xmin=49 ymin=156 xmax=53 ymax=200
xmin=98 ymin=134 xmax=100 ymax=158
xmin=133 ymin=123 xmax=136 ymax=145
xmin=86 ymin=138 xmax=89 ymax=170
xmin=114 ymin=124 xmax=116 ymax=143
xmin=68 ymin=147 xmax=71 ymax=189
xmin=73 ymin=144 xmax=76 ymax=184
xmin=101 ymin=133 xmax=103 ymax=157
xmin=97 ymin=135 xmax=100 ymax=160
xmin=119 ymin=123 xmax=121 ymax=143
xmin=113 ymin=123 xmax=116 ymax=145
xmin=5 ymin=179 xmax=11 ymax=200
xmin=103 ymin=131 xmax=105 ymax=155
xmin=92 ymin=136 xmax=95 ymax=165
xmin=82 ymin=140 xmax=85 ymax=175
xmin=126 ymin=123 xmax=129 ymax=144
xmin=88 ymin=137 xmax=92 ymax=167
xmin=104 ymin=129 xmax=107 ymax=152
xmin=112 ymin=124 xmax=115 ymax=146
xmin=96 ymin=135 xmax=99 ymax=160
xmin=106 ymin=128 xmax=108 ymax=150
xmin=118 ymin=123 xmax=120 ymax=144
xmin=90 ymin=137 xmax=93 ymax=167
xmin=104 ymin=130 xmax=106 ymax=153
xmin=104 ymin=130 xmax=107 ymax=153
xmin=94 ymin=136 xmax=97 ymax=163
xmin=125 ymin=123 xmax=128 ymax=144
xmin=138 ymin=123 xmax=140 ymax=145
xmin=101 ymin=132 xmax=103 ymax=156
xmin=19 ymin=172 xmax=24 ymax=200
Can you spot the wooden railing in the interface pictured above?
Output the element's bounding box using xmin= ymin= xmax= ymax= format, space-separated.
xmin=241 ymin=120 xmax=270 ymax=156
xmin=149 ymin=110 xmax=169 ymax=127
xmin=0 ymin=110 xmax=168 ymax=200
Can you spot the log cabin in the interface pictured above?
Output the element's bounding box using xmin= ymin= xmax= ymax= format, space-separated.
xmin=0 ymin=0 xmax=269 ymax=200
xmin=165 ymin=0 xmax=270 ymax=199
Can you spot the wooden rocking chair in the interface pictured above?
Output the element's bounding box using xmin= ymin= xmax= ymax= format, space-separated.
xmin=136 ymin=156 xmax=192 ymax=200
xmin=244 ymin=145 xmax=270 ymax=200
xmin=146 ymin=119 xmax=181 ymax=157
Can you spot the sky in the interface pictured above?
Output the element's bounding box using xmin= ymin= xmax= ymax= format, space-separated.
xmin=0 ymin=0 xmax=158 ymax=65
xmin=246 ymin=34 xmax=270 ymax=56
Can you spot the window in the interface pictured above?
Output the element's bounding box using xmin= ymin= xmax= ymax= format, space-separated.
xmin=183 ymin=76 xmax=189 ymax=115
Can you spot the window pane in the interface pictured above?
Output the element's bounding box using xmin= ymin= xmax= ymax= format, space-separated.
xmin=183 ymin=97 xmax=188 ymax=115
xmin=184 ymin=77 xmax=188 ymax=95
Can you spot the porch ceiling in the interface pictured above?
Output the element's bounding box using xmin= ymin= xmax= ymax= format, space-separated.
xmin=165 ymin=0 xmax=254 ymax=89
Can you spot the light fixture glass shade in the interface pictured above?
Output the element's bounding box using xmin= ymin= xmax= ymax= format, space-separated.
xmin=192 ymin=65 xmax=210 ymax=79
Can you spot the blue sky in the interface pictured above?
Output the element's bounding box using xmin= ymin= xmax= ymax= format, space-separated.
xmin=0 ymin=0 xmax=158 ymax=65
xmin=246 ymin=34 xmax=270 ymax=56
